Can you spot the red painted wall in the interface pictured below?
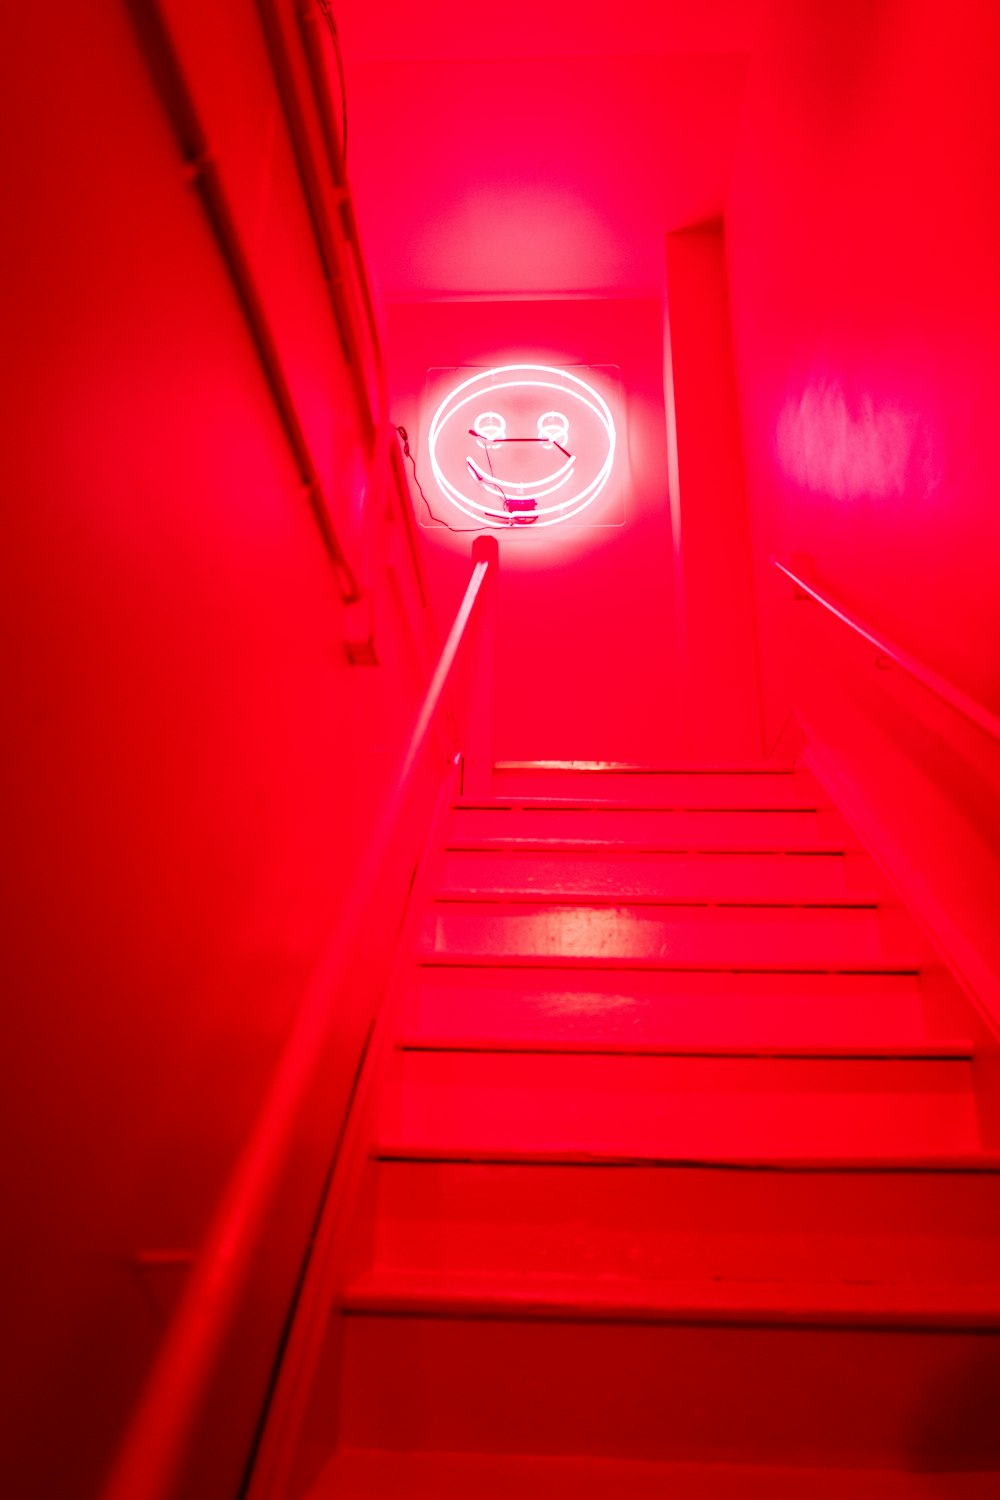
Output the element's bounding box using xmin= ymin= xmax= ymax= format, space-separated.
xmin=726 ymin=0 xmax=1000 ymax=1000
xmin=0 ymin=6 xmax=425 ymax=1497
xmin=386 ymin=299 xmax=680 ymax=765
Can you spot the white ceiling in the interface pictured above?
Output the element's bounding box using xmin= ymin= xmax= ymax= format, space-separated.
xmin=334 ymin=1 xmax=772 ymax=300
xmin=336 ymin=0 xmax=771 ymax=62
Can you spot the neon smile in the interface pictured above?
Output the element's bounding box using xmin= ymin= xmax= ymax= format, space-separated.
xmin=427 ymin=364 xmax=616 ymax=529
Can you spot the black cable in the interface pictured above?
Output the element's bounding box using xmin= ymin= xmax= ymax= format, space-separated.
xmin=316 ymin=0 xmax=348 ymax=166
xmin=473 ymin=431 xmax=570 ymax=525
xmin=396 ymin=427 xmax=498 ymax=533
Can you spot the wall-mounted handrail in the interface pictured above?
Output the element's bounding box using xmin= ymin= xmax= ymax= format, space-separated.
xmin=773 ymin=557 xmax=1000 ymax=745
xmin=102 ymin=538 xmax=498 ymax=1500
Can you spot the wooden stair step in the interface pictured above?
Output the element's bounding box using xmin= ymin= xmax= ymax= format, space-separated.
xmin=307 ymin=1450 xmax=1000 ymax=1500
xmin=378 ymin=1052 xmax=982 ymax=1161
xmin=447 ymin=806 xmax=852 ymax=853
xmin=403 ymin=969 xmax=945 ymax=1051
xmin=343 ymin=1265 xmax=1000 ymax=1327
xmin=371 ymin=1158 xmax=1000 ymax=1285
xmin=420 ymin=902 xmax=919 ymax=970
xmin=490 ymin=765 xmax=822 ymax=809
xmin=335 ymin=1305 xmax=1000 ymax=1466
xmin=439 ymin=849 xmax=880 ymax=904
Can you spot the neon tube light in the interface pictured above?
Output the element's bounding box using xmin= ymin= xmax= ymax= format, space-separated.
xmin=428 ymin=365 xmax=616 ymax=528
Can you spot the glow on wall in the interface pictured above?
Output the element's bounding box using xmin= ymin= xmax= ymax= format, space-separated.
xmin=426 ymin=364 xmax=619 ymax=528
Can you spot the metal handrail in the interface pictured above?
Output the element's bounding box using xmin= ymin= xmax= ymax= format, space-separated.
xmin=773 ymin=558 xmax=1000 ymax=744
xmin=102 ymin=538 xmax=498 ymax=1500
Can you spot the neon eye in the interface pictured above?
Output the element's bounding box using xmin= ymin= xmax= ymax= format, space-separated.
xmin=537 ymin=411 xmax=569 ymax=447
xmin=473 ymin=411 xmax=506 ymax=443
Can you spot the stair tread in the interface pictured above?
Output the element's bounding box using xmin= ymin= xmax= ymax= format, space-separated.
xmin=420 ymin=902 xmax=919 ymax=969
xmin=405 ymin=968 xmax=936 ymax=1049
xmin=309 ymin=1450 xmax=1000 ymax=1500
xmin=440 ymin=850 xmax=879 ymax=903
xmin=343 ymin=1265 xmax=1000 ymax=1325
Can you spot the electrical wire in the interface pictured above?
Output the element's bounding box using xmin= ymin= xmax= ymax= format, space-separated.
xmin=481 ymin=443 xmax=535 ymax=524
xmin=396 ymin=427 xmax=499 ymax=533
xmin=473 ymin=433 xmax=571 ymax=525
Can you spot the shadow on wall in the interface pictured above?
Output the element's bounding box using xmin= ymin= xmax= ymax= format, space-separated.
xmin=907 ymin=1341 xmax=1000 ymax=1470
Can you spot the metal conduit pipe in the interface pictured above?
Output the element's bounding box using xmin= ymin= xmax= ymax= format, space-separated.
xmin=260 ymin=0 xmax=430 ymax=609
xmin=124 ymin=0 xmax=365 ymax=603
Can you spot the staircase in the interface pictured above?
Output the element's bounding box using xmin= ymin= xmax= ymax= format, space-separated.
xmin=293 ymin=763 xmax=1000 ymax=1498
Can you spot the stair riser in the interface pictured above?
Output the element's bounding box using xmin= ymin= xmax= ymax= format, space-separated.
xmin=372 ymin=1161 xmax=1000 ymax=1284
xmin=447 ymin=807 xmax=851 ymax=852
xmin=421 ymin=904 xmax=915 ymax=968
xmin=381 ymin=1053 xmax=980 ymax=1160
xmin=439 ymin=851 xmax=877 ymax=904
xmin=490 ymin=769 xmax=822 ymax=807
xmin=404 ymin=969 xmax=933 ymax=1050
xmin=338 ymin=1313 xmax=1000 ymax=1467
xmin=309 ymin=1449 xmax=1000 ymax=1499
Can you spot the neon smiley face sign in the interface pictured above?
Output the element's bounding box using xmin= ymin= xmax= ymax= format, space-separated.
xmin=427 ymin=364 xmax=617 ymax=528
